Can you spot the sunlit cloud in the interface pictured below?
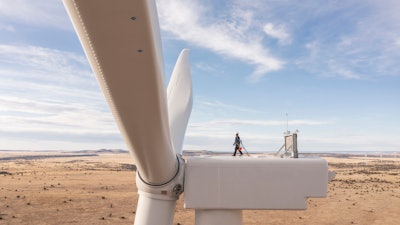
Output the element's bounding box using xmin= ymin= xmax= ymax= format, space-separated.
xmin=0 ymin=44 xmax=98 ymax=97
xmin=157 ymin=0 xmax=284 ymax=81
xmin=301 ymin=133 xmax=400 ymax=152
xmin=0 ymin=24 xmax=14 ymax=32
xmin=295 ymin=1 xmax=400 ymax=79
xmin=0 ymin=45 xmax=89 ymax=77
xmin=190 ymin=119 xmax=328 ymax=129
xmin=263 ymin=23 xmax=291 ymax=45
xmin=197 ymin=99 xmax=263 ymax=114
xmin=0 ymin=0 xmax=70 ymax=29
xmin=395 ymin=38 xmax=400 ymax=47
xmin=0 ymin=44 xmax=120 ymax=149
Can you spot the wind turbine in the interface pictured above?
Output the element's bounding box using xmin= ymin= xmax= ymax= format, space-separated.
xmin=63 ymin=0 xmax=334 ymax=225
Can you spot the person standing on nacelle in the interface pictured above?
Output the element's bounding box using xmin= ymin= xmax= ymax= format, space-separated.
xmin=232 ymin=132 xmax=243 ymax=156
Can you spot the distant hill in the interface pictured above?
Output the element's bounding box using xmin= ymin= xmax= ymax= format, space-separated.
xmin=74 ymin=149 xmax=129 ymax=154
xmin=182 ymin=150 xmax=228 ymax=156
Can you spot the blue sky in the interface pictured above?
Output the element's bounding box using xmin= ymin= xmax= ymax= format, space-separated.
xmin=0 ymin=0 xmax=399 ymax=152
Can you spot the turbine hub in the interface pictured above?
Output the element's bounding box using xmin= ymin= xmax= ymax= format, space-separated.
xmin=136 ymin=154 xmax=185 ymax=200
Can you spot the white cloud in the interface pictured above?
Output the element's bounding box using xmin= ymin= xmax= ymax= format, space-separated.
xmin=301 ymin=133 xmax=400 ymax=152
xmin=0 ymin=96 xmax=74 ymax=115
xmin=0 ymin=44 xmax=121 ymax=149
xmin=190 ymin=119 xmax=328 ymax=129
xmin=0 ymin=44 xmax=88 ymax=72
xmin=157 ymin=0 xmax=284 ymax=80
xmin=157 ymin=0 xmax=400 ymax=81
xmin=198 ymin=99 xmax=263 ymax=114
xmin=0 ymin=44 xmax=94 ymax=89
xmin=0 ymin=24 xmax=14 ymax=32
xmin=395 ymin=38 xmax=400 ymax=47
xmin=0 ymin=0 xmax=70 ymax=29
xmin=296 ymin=1 xmax=400 ymax=79
xmin=263 ymin=23 xmax=291 ymax=45
xmin=0 ymin=94 xmax=121 ymax=150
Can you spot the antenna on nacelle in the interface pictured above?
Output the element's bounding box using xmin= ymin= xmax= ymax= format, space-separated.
xmin=286 ymin=112 xmax=289 ymax=133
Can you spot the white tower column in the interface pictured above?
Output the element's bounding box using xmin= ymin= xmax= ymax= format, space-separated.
xmin=195 ymin=209 xmax=242 ymax=225
xmin=135 ymin=195 xmax=176 ymax=225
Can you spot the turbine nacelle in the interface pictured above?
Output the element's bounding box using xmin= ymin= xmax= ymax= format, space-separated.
xmin=185 ymin=157 xmax=331 ymax=210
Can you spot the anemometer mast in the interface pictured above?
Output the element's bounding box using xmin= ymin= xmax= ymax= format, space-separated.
xmin=276 ymin=113 xmax=299 ymax=158
xmin=64 ymin=0 xmax=334 ymax=225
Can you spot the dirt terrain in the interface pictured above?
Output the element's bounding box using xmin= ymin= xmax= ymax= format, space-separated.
xmin=0 ymin=150 xmax=399 ymax=225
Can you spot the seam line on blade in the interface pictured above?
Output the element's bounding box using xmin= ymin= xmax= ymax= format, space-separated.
xmin=137 ymin=154 xmax=181 ymax=186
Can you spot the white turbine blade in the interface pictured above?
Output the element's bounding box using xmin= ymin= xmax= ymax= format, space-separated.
xmin=167 ymin=49 xmax=193 ymax=155
xmin=135 ymin=195 xmax=175 ymax=224
xmin=63 ymin=0 xmax=177 ymax=185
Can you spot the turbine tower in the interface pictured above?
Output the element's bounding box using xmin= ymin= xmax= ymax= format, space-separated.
xmin=63 ymin=0 xmax=334 ymax=224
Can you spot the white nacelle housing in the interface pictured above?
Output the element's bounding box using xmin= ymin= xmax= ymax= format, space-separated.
xmin=184 ymin=156 xmax=330 ymax=210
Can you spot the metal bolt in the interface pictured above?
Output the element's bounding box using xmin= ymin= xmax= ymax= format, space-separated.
xmin=173 ymin=184 xmax=183 ymax=195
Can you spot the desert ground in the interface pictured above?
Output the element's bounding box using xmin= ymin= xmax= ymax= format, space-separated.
xmin=1 ymin=150 xmax=399 ymax=225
